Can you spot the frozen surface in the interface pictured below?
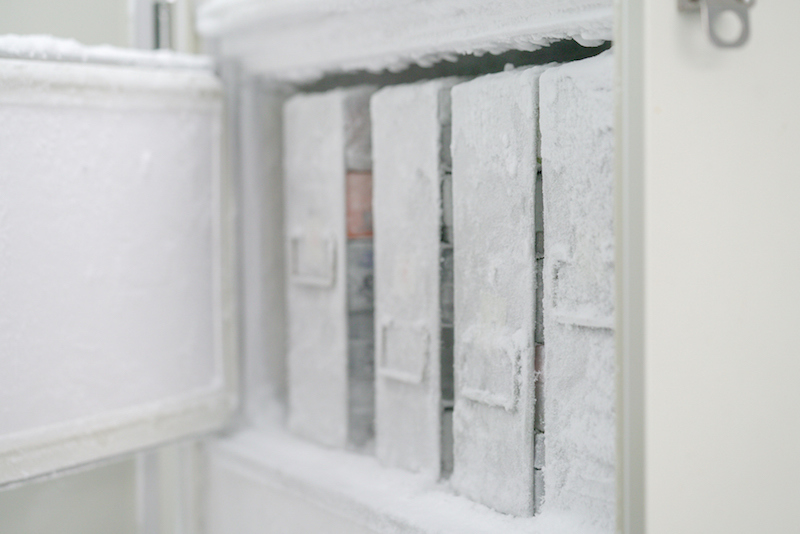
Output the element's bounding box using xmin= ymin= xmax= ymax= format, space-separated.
xmin=284 ymin=87 xmax=375 ymax=448
xmin=198 ymin=0 xmax=612 ymax=82
xmin=207 ymin=429 xmax=613 ymax=534
xmin=284 ymin=91 xmax=348 ymax=447
xmin=0 ymin=59 xmax=223 ymax=435
xmin=540 ymin=51 xmax=615 ymax=532
xmin=237 ymin=80 xmax=290 ymax=429
xmin=371 ymin=79 xmax=459 ymax=477
xmin=0 ymin=34 xmax=212 ymax=70
xmin=450 ymin=67 xmax=544 ymax=516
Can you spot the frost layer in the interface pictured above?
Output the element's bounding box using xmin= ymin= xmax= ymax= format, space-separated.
xmin=540 ymin=51 xmax=615 ymax=532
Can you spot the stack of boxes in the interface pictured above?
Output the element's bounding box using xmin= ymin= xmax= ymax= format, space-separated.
xmin=282 ymin=51 xmax=614 ymax=523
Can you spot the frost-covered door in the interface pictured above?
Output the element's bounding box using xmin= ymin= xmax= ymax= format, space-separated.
xmin=0 ymin=46 xmax=235 ymax=485
xmin=618 ymin=1 xmax=800 ymax=532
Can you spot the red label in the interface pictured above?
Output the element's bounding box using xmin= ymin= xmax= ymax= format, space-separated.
xmin=346 ymin=171 xmax=373 ymax=239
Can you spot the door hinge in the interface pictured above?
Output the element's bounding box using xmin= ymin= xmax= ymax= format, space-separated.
xmin=679 ymin=0 xmax=755 ymax=48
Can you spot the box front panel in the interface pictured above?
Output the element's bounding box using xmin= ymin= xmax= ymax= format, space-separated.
xmin=540 ymin=52 xmax=615 ymax=531
xmin=372 ymin=80 xmax=457 ymax=475
xmin=285 ymin=88 xmax=375 ymax=448
xmin=451 ymin=68 xmax=542 ymax=516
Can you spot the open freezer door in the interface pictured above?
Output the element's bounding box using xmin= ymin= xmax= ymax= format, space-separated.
xmin=0 ymin=38 xmax=236 ymax=485
xmin=618 ymin=1 xmax=800 ymax=531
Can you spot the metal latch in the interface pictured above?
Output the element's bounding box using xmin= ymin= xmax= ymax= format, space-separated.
xmin=153 ymin=0 xmax=175 ymax=50
xmin=679 ymin=0 xmax=755 ymax=48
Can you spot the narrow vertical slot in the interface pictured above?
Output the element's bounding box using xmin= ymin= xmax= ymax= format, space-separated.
xmin=345 ymin=239 xmax=374 ymax=448
xmin=440 ymin=172 xmax=455 ymax=477
xmin=345 ymin=169 xmax=375 ymax=449
xmin=439 ymin=89 xmax=456 ymax=476
xmin=534 ymin=168 xmax=545 ymax=513
xmin=344 ymin=89 xmax=376 ymax=450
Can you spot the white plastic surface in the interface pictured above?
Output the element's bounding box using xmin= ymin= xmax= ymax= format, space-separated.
xmin=0 ymin=56 xmax=233 ymax=485
xmin=617 ymin=1 xmax=800 ymax=531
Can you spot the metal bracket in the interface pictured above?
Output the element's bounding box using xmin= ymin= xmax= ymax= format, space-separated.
xmin=679 ymin=0 xmax=755 ymax=48
xmin=153 ymin=0 xmax=175 ymax=50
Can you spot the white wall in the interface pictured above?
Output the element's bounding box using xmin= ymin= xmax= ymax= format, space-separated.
xmin=0 ymin=459 xmax=138 ymax=534
xmin=0 ymin=0 xmax=200 ymax=52
xmin=0 ymin=0 xmax=129 ymax=46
